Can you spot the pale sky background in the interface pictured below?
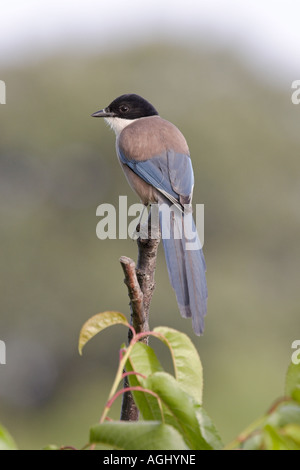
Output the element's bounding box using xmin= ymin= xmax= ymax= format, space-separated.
xmin=1 ymin=0 xmax=300 ymax=85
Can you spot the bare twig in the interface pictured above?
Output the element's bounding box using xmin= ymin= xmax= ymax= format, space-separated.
xmin=136 ymin=233 xmax=160 ymax=332
xmin=119 ymin=256 xmax=145 ymax=343
xmin=119 ymin=211 xmax=160 ymax=421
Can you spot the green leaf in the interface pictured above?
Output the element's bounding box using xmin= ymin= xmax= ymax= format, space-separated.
xmin=145 ymin=372 xmax=211 ymax=450
xmin=267 ymin=403 xmax=300 ymax=428
xmin=90 ymin=421 xmax=189 ymax=450
xmin=282 ymin=424 xmax=300 ymax=446
xmin=264 ymin=424 xmax=300 ymax=450
xmin=126 ymin=342 xmax=164 ymax=420
xmin=78 ymin=311 xmax=130 ymax=354
xmin=153 ymin=327 xmax=203 ymax=404
xmin=0 ymin=424 xmax=17 ymax=450
xmin=285 ymin=362 xmax=300 ymax=402
xmin=194 ymin=406 xmax=223 ymax=450
xmin=128 ymin=342 xmax=163 ymax=378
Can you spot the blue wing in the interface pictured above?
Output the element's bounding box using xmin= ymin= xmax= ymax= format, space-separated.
xmin=118 ymin=148 xmax=194 ymax=208
xmin=119 ymin=146 xmax=207 ymax=335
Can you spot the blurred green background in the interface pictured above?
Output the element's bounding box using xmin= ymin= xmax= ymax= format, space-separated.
xmin=1 ymin=5 xmax=300 ymax=449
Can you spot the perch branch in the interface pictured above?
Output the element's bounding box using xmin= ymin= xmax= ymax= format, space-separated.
xmin=119 ymin=256 xmax=146 ymax=342
xmin=119 ymin=210 xmax=160 ymax=421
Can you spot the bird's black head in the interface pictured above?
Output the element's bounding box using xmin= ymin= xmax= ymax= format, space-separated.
xmin=92 ymin=94 xmax=159 ymax=120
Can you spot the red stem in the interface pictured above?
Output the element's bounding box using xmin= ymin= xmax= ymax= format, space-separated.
xmin=106 ymin=386 xmax=159 ymax=410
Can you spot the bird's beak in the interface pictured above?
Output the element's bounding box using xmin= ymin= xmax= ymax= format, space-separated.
xmin=91 ymin=108 xmax=115 ymax=118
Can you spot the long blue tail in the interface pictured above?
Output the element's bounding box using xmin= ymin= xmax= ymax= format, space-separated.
xmin=159 ymin=205 xmax=207 ymax=335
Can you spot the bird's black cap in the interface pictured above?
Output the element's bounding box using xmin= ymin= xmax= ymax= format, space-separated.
xmin=92 ymin=94 xmax=159 ymax=120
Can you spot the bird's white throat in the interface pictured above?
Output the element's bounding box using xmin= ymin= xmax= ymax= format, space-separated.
xmin=104 ymin=117 xmax=137 ymax=136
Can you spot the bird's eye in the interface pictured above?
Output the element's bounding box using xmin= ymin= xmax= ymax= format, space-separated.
xmin=119 ymin=105 xmax=129 ymax=113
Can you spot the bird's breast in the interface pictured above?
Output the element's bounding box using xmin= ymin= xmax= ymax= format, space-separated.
xmin=118 ymin=115 xmax=189 ymax=161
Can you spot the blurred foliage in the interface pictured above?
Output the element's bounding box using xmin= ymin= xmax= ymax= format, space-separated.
xmin=0 ymin=42 xmax=299 ymax=449
xmin=2 ymin=317 xmax=299 ymax=450
xmin=79 ymin=314 xmax=221 ymax=451
xmin=230 ymin=361 xmax=300 ymax=450
xmin=0 ymin=423 xmax=17 ymax=450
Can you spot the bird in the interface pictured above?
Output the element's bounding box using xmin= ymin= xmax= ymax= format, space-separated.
xmin=92 ymin=94 xmax=207 ymax=335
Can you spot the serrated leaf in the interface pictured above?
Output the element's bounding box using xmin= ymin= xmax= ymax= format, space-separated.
xmin=0 ymin=424 xmax=17 ymax=450
xmin=285 ymin=362 xmax=300 ymax=402
xmin=126 ymin=342 xmax=164 ymax=420
xmin=128 ymin=342 xmax=163 ymax=378
xmin=145 ymin=372 xmax=211 ymax=450
xmin=78 ymin=311 xmax=129 ymax=354
xmin=153 ymin=327 xmax=203 ymax=404
xmin=90 ymin=421 xmax=189 ymax=450
xmin=194 ymin=406 xmax=223 ymax=450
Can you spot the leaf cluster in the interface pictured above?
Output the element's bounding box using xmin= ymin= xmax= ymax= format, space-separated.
xmin=1 ymin=311 xmax=299 ymax=450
